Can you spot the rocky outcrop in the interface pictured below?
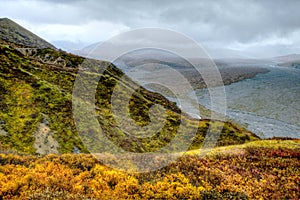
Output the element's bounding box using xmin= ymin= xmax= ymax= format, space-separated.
xmin=33 ymin=116 xmax=59 ymax=155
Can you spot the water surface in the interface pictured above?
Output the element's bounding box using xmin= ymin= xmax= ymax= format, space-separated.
xmin=194 ymin=66 xmax=300 ymax=138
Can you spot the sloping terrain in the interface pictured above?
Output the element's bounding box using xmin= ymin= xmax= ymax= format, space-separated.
xmin=0 ymin=18 xmax=55 ymax=49
xmin=0 ymin=39 xmax=258 ymax=155
xmin=0 ymin=139 xmax=299 ymax=199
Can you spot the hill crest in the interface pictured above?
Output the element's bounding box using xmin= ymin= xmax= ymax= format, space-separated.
xmin=0 ymin=18 xmax=56 ymax=49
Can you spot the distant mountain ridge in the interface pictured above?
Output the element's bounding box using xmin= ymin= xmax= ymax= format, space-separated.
xmin=0 ymin=18 xmax=55 ymax=49
xmin=265 ymin=53 xmax=300 ymax=68
xmin=271 ymin=53 xmax=300 ymax=61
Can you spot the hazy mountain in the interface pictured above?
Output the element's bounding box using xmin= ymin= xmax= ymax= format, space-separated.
xmin=76 ymin=47 xmax=271 ymax=93
xmin=74 ymin=41 xmax=255 ymax=60
xmin=52 ymin=40 xmax=89 ymax=52
xmin=0 ymin=18 xmax=55 ymax=49
xmin=71 ymin=41 xmax=102 ymax=57
xmin=261 ymin=54 xmax=300 ymax=68
xmin=204 ymin=47 xmax=258 ymax=59
xmin=268 ymin=54 xmax=300 ymax=62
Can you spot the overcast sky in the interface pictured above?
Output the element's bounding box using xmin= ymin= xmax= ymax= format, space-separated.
xmin=1 ymin=0 xmax=300 ymax=58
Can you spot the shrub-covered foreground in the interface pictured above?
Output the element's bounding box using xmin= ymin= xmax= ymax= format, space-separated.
xmin=0 ymin=140 xmax=299 ymax=199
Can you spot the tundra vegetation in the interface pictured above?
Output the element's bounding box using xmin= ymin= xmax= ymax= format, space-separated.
xmin=0 ymin=18 xmax=299 ymax=199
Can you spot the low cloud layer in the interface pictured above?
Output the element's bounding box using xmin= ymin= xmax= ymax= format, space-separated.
xmin=1 ymin=0 xmax=300 ymax=57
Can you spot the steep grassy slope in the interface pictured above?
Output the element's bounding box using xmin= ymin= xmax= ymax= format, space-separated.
xmin=0 ymin=18 xmax=55 ymax=49
xmin=0 ymin=39 xmax=258 ymax=155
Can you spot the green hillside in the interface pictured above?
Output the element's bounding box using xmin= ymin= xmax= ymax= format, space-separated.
xmin=0 ymin=37 xmax=258 ymax=155
xmin=0 ymin=18 xmax=55 ymax=49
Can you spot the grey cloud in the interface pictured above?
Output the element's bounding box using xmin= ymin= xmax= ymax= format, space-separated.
xmin=1 ymin=0 xmax=300 ymax=57
xmin=160 ymin=0 xmax=300 ymax=43
xmin=51 ymin=0 xmax=300 ymax=44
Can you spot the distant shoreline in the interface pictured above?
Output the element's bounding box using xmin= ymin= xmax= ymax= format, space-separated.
xmin=194 ymin=66 xmax=300 ymax=139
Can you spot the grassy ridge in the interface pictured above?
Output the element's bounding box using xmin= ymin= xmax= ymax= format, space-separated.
xmin=0 ymin=18 xmax=55 ymax=49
